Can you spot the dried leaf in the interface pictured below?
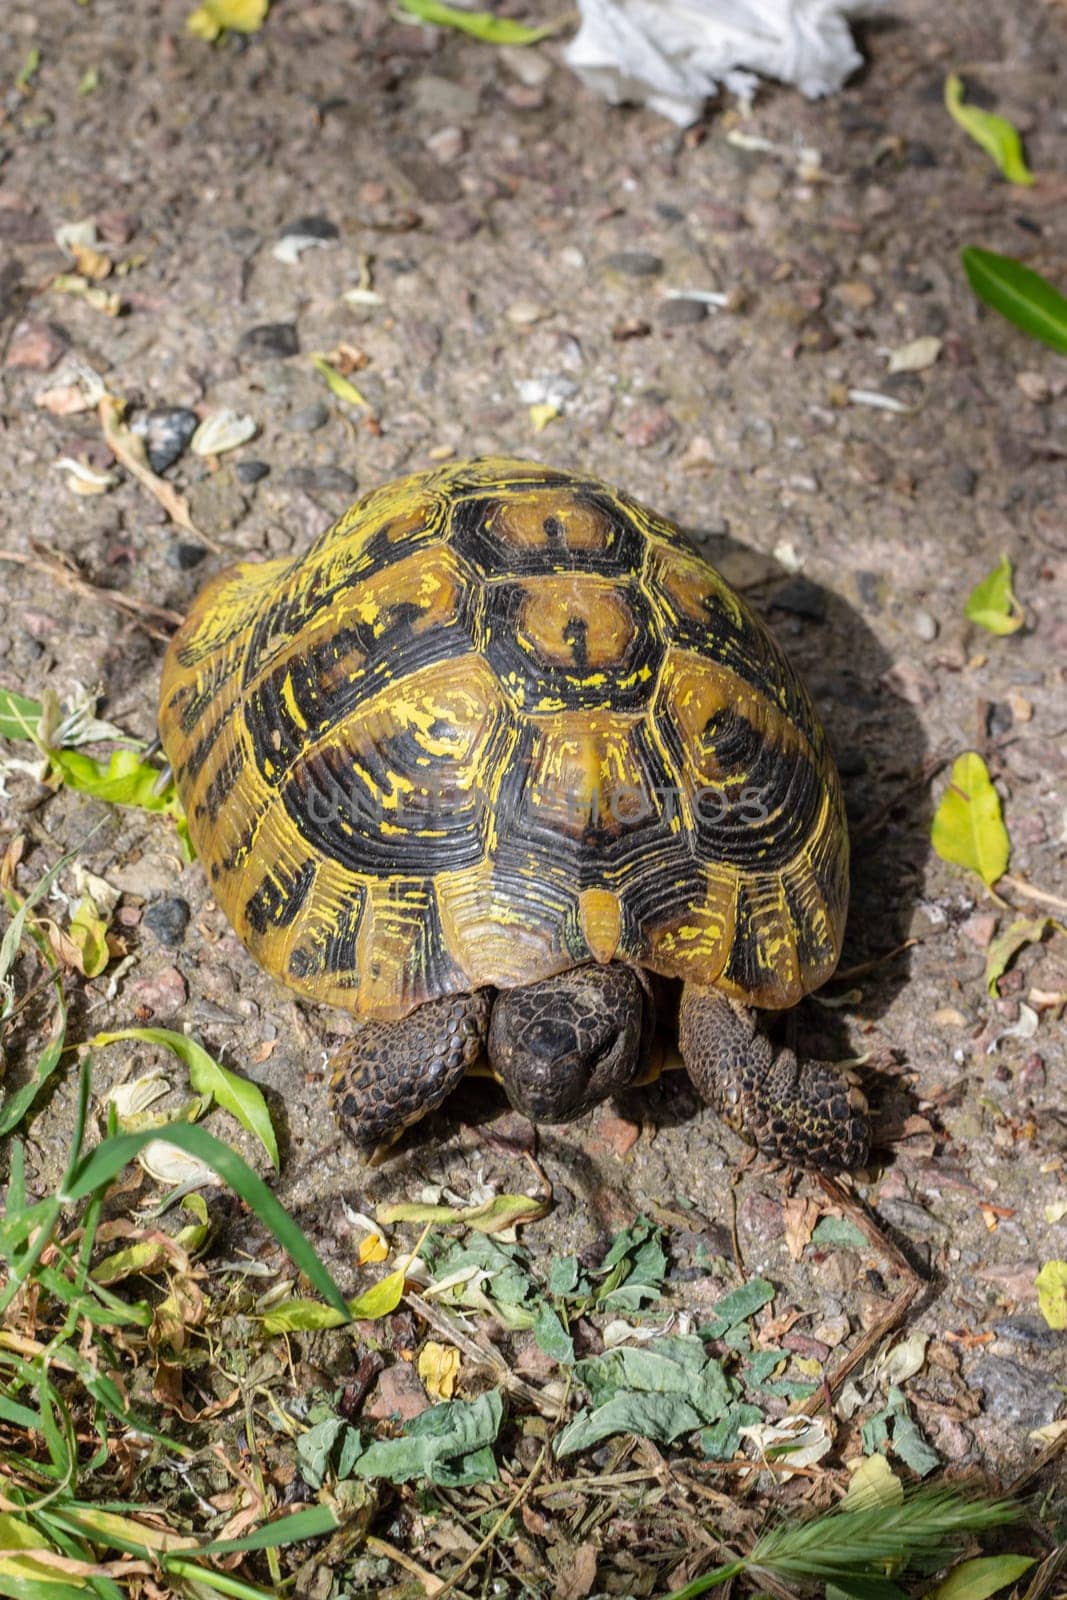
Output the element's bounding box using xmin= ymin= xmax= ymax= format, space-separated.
xmin=964 ymin=555 xmax=1023 ymax=635
xmin=843 ymin=1452 xmax=903 ymax=1509
xmin=310 ymin=353 xmax=371 ymax=409
xmin=190 ymin=408 xmax=257 ymax=455
xmin=931 ymin=752 xmax=1010 ymax=887
xmin=376 ymin=1191 xmax=548 ymax=1233
xmin=945 ymin=74 xmax=1033 ymax=186
xmin=887 ymin=335 xmax=942 ymax=373
xmin=529 ymin=400 xmax=559 ymax=432
xmin=418 ymin=1340 xmax=461 ymax=1400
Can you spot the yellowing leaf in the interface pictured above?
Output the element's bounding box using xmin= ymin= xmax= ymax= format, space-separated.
xmin=397 ymin=0 xmax=558 ymax=44
xmin=418 ymin=1340 xmax=461 ymax=1399
xmin=91 ymin=1026 xmax=279 ymax=1169
xmin=928 ymin=1554 xmax=1036 ymax=1600
xmin=187 ymin=0 xmax=268 ymax=39
xmin=964 ymin=555 xmax=1024 ymax=635
xmin=985 ymin=916 xmax=1059 ymax=995
xmin=1035 ymin=1260 xmax=1067 ymax=1330
xmin=311 ymin=354 xmax=371 ymax=409
xmin=843 ymin=1452 xmax=903 ymax=1510
xmin=945 ymin=74 xmax=1034 ymax=186
xmin=359 ymin=1231 xmax=390 ymax=1264
xmin=529 ymin=401 xmax=559 ymax=433
xmin=931 ymin=752 xmax=1010 ymax=887
xmin=260 ymin=1267 xmax=406 ymax=1334
xmin=376 ymin=1191 xmax=549 ymax=1234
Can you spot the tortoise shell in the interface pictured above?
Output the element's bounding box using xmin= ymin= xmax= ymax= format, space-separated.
xmin=158 ymin=458 xmax=848 ymax=1022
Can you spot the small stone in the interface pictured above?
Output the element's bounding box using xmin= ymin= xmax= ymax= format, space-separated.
xmin=770 ymin=577 xmax=827 ymax=622
xmin=622 ymin=405 xmax=675 ymax=451
xmin=881 ymin=661 xmax=937 ymax=706
xmin=186 ymin=478 xmax=248 ymax=536
xmin=95 ymin=209 xmax=138 ymax=245
xmin=658 ymin=297 xmax=707 ymax=327
xmin=960 ymin=913 xmax=997 ymax=948
xmin=1016 ymin=370 xmax=1051 ymax=404
xmin=238 ymin=322 xmax=299 ymax=361
xmin=853 ymin=441 xmax=892 ymax=484
xmin=832 ymin=280 xmax=877 ymax=312
xmin=283 ymin=400 xmax=329 ymax=433
xmin=127 ymin=965 xmax=188 ymax=1022
xmin=143 ymin=897 xmax=191 ymax=947
xmin=5 ymin=319 xmax=69 ymax=372
xmin=1018 ymin=1053 xmax=1046 ymax=1092
xmin=947 ymin=463 xmax=977 ymax=496
xmin=164 ymin=541 xmax=209 ymax=571
xmin=604 ymin=250 xmax=664 ymax=278
xmin=612 ymin=317 xmax=651 ymax=341
xmin=593 ymin=1112 xmax=640 ymax=1159
xmin=972 ymin=1356 xmax=1064 ymax=1429
xmin=363 ymin=1362 xmax=430 ymax=1423
xmin=284 ymin=464 xmax=358 ymax=499
xmin=911 ymin=608 xmax=938 ymax=642
xmin=279 ymin=214 xmax=339 ymax=242
xmin=424 ymin=125 xmax=465 ymax=163
xmin=235 ymin=459 xmax=270 ymax=485
xmin=505 ymin=299 xmax=549 ymax=326
xmin=139 ymin=407 xmax=199 ymax=473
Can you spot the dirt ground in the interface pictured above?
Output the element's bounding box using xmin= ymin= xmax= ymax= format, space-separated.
xmin=1 ymin=0 xmax=1066 ymax=1582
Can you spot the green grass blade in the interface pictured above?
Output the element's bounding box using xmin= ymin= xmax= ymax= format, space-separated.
xmin=0 ymin=994 xmax=68 ymax=1139
xmin=962 ymin=247 xmax=1067 ymax=354
xmin=397 ymin=0 xmax=561 ymax=43
xmin=63 ymin=1123 xmax=347 ymax=1317
xmin=0 ymin=687 xmax=43 ymax=741
xmin=193 ymin=1504 xmax=339 ymax=1554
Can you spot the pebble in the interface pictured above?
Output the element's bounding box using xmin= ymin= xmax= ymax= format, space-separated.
xmin=127 ymin=965 xmax=187 ymax=1022
xmin=5 ymin=319 xmax=69 ymax=371
xmin=505 ymin=299 xmax=549 ymax=326
xmin=235 ymin=459 xmax=270 ymax=485
xmin=164 ymin=540 xmax=209 ymax=571
xmin=832 ymin=280 xmax=877 ymax=312
xmin=910 ymin=607 xmax=938 ymax=642
xmin=279 ymin=214 xmax=339 ymax=242
xmin=284 ymin=464 xmax=358 ymax=498
xmin=424 ymin=125 xmax=465 ymax=164
xmin=972 ymin=1356 xmax=1064 ymax=1429
xmin=139 ymin=407 xmax=199 ymax=473
xmin=770 ymin=577 xmax=827 ymax=622
xmin=363 ymin=1363 xmax=429 ymax=1423
xmin=143 ymin=897 xmax=191 ymax=947
xmin=238 ymin=322 xmax=299 ymax=361
xmin=658 ymin=297 xmax=707 ymax=327
xmin=622 ymin=405 xmax=675 ymax=451
xmin=284 ymin=400 xmax=329 ymax=433
xmin=605 ymin=250 xmax=664 ymax=278
xmin=186 ymin=478 xmax=248 ymax=536
xmin=960 ymin=913 xmax=997 ymax=948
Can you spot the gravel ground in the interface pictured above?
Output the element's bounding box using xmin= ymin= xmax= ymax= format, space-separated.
xmin=1 ymin=0 xmax=1066 ymax=1542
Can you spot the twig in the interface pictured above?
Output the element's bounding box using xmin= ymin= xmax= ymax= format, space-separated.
xmin=0 ymin=546 xmax=183 ymax=641
xmin=1017 ymin=1541 xmax=1067 ymax=1600
xmin=434 ymin=1443 xmax=549 ymax=1600
xmin=788 ymin=1281 xmax=920 ymax=1418
xmin=997 ymin=875 xmax=1067 ymax=915
xmin=814 ymin=1174 xmax=925 ymax=1284
xmin=831 ymin=939 xmax=919 ymax=983
xmin=406 ymin=1291 xmax=563 ymax=1419
xmin=1006 ymin=1420 xmax=1067 ymax=1500
xmin=365 ymin=1534 xmax=474 ymax=1600
xmin=97 ymin=394 xmax=223 ymax=552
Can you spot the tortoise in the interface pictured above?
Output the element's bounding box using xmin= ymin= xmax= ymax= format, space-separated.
xmin=158 ymin=458 xmax=868 ymax=1170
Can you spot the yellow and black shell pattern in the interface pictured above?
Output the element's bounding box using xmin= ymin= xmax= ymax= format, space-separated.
xmin=159 ymin=458 xmax=848 ymax=1022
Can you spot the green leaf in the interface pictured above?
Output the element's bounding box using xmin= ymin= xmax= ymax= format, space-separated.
xmin=557 ymin=1391 xmax=706 ymax=1457
xmin=699 ymin=1276 xmax=775 ymax=1338
xmin=48 ymin=748 xmax=193 ymax=860
xmin=964 ymin=556 xmax=1023 ymax=635
xmin=89 ymin=1026 xmax=278 ymax=1169
xmin=354 ymin=1390 xmax=503 ymax=1486
xmin=890 ymin=1409 xmax=939 ymax=1477
xmin=533 ymin=1302 xmax=575 ymax=1365
xmin=261 ymin=1265 xmax=406 ymax=1333
xmin=944 ymin=75 xmax=1033 ymax=185
xmin=928 ymin=1555 xmax=1036 ymax=1600
xmin=931 ymin=753 xmax=1009 ymax=887
xmin=396 ymin=0 xmax=559 ymax=44
xmin=699 ymin=1402 xmax=764 ymax=1461
xmin=0 ymin=688 xmax=42 ymax=741
xmin=297 ymin=1417 xmax=350 ymax=1489
xmin=961 ymin=247 xmax=1067 ymax=356
xmin=985 ymin=916 xmax=1058 ymax=995
xmin=811 ymin=1216 xmax=868 ymax=1250
xmin=64 ymin=1121 xmax=347 ymax=1316
xmin=1035 ymin=1260 xmax=1067 ymax=1330
xmin=310 ymin=355 xmax=372 ymax=410
xmin=191 ymin=1504 xmax=340 ymax=1554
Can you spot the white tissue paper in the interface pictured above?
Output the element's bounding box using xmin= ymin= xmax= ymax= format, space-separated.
xmin=563 ymin=0 xmax=885 ymax=126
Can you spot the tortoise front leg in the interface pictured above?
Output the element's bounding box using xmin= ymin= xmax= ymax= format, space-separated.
xmin=328 ymin=991 xmax=491 ymax=1149
xmin=679 ymin=985 xmax=869 ymax=1172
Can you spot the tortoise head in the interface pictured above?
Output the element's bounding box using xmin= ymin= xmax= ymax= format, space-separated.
xmin=487 ymin=963 xmax=648 ymax=1122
